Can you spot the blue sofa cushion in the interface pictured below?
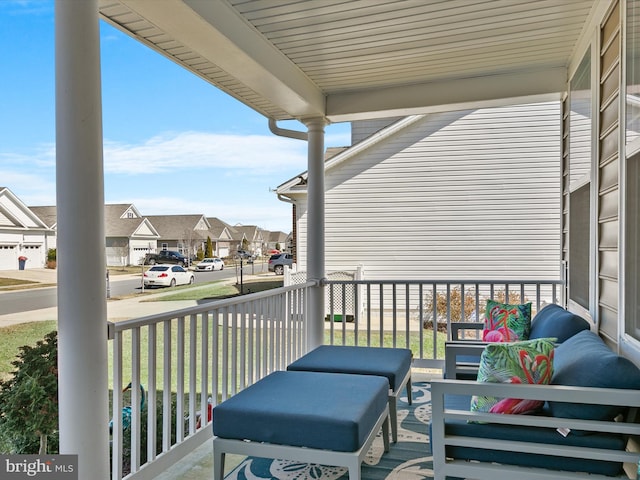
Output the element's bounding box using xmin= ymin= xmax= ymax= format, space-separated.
xmin=529 ymin=304 xmax=590 ymax=342
xmin=433 ymin=394 xmax=625 ymax=476
xmin=212 ymin=371 xmax=388 ymax=452
xmin=550 ymin=330 xmax=640 ymax=420
xmin=287 ymin=345 xmax=412 ymax=392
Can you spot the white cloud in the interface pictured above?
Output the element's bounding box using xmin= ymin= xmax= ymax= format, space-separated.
xmin=104 ymin=131 xmax=307 ymax=175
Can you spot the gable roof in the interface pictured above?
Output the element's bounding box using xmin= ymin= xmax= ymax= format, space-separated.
xmin=29 ymin=205 xmax=58 ymax=229
xmin=144 ymin=214 xmax=211 ymax=240
xmin=0 ymin=187 xmax=50 ymax=230
xmin=277 ymin=116 xmax=425 ymax=194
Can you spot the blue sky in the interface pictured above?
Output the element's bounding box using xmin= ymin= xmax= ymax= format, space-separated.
xmin=0 ymin=1 xmax=351 ymax=233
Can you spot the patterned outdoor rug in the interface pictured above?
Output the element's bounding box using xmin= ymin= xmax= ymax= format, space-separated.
xmin=225 ymin=382 xmax=435 ymax=480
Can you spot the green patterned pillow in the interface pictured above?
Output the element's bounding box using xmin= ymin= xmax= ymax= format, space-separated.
xmin=470 ymin=338 xmax=555 ymax=415
xmin=482 ymin=300 xmax=532 ymax=342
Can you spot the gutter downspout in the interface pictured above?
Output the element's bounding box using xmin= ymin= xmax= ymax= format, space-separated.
xmin=269 ymin=117 xmax=326 ymax=349
xmin=269 ymin=117 xmax=308 ymax=141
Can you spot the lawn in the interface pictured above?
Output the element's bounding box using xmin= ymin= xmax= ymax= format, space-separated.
xmin=0 ymin=321 xmax=57 ymax=381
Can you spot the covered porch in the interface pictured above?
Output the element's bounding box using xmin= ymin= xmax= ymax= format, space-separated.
xmin=54 ymin=0 xmax=640 ymax=478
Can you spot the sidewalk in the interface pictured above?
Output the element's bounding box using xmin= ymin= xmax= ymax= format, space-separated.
xmin=0 ymin=268 xmax=236 ymax=328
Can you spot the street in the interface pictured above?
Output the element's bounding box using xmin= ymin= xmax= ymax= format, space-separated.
xmin=0 ymin=262 xmax=267 ymax=316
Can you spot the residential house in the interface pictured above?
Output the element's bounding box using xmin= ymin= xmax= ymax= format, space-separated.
xmin=0 ymin=187 xmax=53 ymax=270
xmin=277 ymin=102 xmax=562 ymax=282
xmin=266 ymin=230 xmax=289 ymax=253
xmin=31 ymin=203 xmax=162 ymax=267
xmin=206 ymin=217 xmax=234 ymax=258
xmin=104 ymin=204 xmax=160 ymax=266
xmin=231 ymin=224 xmax=266 ymax=256
xmin=144 ymin=214 xmax=211 ymax=259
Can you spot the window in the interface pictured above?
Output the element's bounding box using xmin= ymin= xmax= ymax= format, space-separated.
xmin=568 ymin=49 xmax=592 ymax=311
xmin=625 ymin=152 xmax=640 ymax=341
xmin=627 ymin=0 xmax=640 ymax=148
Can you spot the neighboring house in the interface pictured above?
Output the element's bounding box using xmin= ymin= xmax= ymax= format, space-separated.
xmin=206 ymin=217 xmax=234 ymax=258
xmin=104 ymin=204 xmax=160 ymax=266
xmin=31 ymin=203 xmax=162 ymax=267
xmin=144 ymin=214 xmax=211 ymax=259
xmin=232 ymin=224 xmax=266 ymax=256
xmin=267 ymin=230 xmax=289 ymax=253
xmin=276 ymin=101 xmax=562 ymax=282
xmin=0 ymin=188 xmax=54 ymax=270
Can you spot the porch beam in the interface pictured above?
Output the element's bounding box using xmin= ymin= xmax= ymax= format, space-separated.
xmin=55 ymin=1 xmax=109 ymax=477
xmin=304 ymin=117 xmax=327 ymax=349
xmin=325 ymin=67 xmax=565 ymax=122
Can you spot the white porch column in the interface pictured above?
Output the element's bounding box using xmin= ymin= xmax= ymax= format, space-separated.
xmin=303 ymin=117 xmax=327 ymax=349
xmin=55 ymin=1 xmax=109 ymax=478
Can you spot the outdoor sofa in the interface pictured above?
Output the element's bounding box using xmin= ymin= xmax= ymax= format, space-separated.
xmin=431 ymin=328 xmax=640 ymax=479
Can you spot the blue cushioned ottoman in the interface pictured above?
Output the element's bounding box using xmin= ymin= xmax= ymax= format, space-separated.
xmin=287 ymin=345 xmax=412 ymax=442
xmin=212 ymin=371 xmax=390 ymax=480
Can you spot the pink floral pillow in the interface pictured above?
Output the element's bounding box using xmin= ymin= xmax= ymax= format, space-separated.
xmin=482 ymin=300 xmax=532 ymax=342
xmin=471 ymin=338 xmax=555 ymax=415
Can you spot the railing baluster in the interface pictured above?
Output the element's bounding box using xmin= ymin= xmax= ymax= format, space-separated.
xmin=130 ymin=327 xmax=141 ymax=472
xmin=147 ymin=323 xmax=157 ymax=462
xmin=200 ymin=312 xmax=209 ymax=429
xmin=189 ymin=314 xmax=197 ymax=435
xmin=111 ymin=331 xmax=123 ymax=480
xmin=176 ymin=316 xmax=185 ymax=443
xmin=162 ymin=320 xmax=172 ymax=452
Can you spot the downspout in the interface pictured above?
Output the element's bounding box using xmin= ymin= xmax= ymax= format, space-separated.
xmin=269 ymin=117 xmax=326 ymax=349
xmin=268 ymin=117 xmax=308 ymax=141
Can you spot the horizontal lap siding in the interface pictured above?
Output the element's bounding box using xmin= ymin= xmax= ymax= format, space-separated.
xmin=304 ymin=102 xmax=562 ymax=281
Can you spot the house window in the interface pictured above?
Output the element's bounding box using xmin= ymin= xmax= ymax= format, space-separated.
xmin=626 ymin=155 xmax=640 ymax=342
xmin=567 ymin=49 xmax=592 ymax=312
xmin=161 ymin=243 xmax=168 ymax=250
xmin=627 ymin=0 xmax=640 ymax=148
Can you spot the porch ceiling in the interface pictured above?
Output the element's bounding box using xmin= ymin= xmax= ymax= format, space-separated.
xmin=98 ymin=0 xmax=601 ymax=123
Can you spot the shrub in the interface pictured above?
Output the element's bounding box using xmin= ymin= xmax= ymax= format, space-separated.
xmin=0 ymin=331 xmax=59 ymax=454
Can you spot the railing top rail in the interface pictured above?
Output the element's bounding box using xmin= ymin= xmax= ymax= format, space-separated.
xmin=108 ymin=280 xmax=316 ymax=333
xmin=324 ymin=279 xmax=564 ymax=286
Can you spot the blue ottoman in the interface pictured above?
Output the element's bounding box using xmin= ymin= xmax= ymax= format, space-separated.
xmin=212 ymin=370 xmax=390 ymax=480
xmin=287 ymin=345 xmax=413 ymax=442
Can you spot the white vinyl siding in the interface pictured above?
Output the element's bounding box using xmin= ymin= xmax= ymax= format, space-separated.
xmin=297 ymin=102 xmax=562 ymax=282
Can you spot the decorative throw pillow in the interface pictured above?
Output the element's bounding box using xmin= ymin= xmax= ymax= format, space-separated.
xmin=470 ymin=338 xmax=555 ymax=415
xmin=482 ymin=300 xmax=532 ymax=342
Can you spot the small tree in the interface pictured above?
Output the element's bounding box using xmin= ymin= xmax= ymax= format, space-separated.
xmin=205 ymin=236 xmax=213 ymax=258
xmin=0 ymin=331 xmax=59 ymax=454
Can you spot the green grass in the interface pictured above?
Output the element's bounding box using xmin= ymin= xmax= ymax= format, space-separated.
xmin=147 ymin=278 xmax=283 ymax=301
xmin=0 ymin=321 xmax=57 ymax=381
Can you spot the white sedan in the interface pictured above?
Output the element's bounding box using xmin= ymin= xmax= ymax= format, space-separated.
xmin=195 ymin=257 xmax=225 ymax=271
xmin=143 ymin=264 xmax=195 ymax=288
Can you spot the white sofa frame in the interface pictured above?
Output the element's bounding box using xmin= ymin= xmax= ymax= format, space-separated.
xmin=430 ymin=379 xmax=640 ymax=480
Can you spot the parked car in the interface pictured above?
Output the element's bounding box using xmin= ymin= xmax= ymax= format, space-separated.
xmin=143 ymin=250 xmax=189 ymax=266
xmin=143 ymin=264 xmax=195 ymax=288
xmin=268 ymin=253 xmax=293 ymax=275
xmin=236 ymin=249 xmax=255 ymax=263
xmin=195 ymin=257 xmax=224 ymax=271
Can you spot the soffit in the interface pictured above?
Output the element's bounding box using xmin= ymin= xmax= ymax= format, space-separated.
xmin=98 ymin=0 xmax=600 ymax=122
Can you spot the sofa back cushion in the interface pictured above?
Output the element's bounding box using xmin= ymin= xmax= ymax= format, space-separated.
xmin=550 ymin=330 xmax=640 ymax=420
xmin=529 ymin=304 xmax=590 ymax=342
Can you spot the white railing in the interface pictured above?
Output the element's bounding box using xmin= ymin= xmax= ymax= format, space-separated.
xmin=107 ymin=277 xmax=562 ymax=478
xmin=108 ymin=281 xmax=314 ymax=480
xmin=323 ymin=278 xmax=564 ymax=369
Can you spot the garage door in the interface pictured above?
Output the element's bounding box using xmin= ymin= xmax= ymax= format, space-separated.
xmin=0 ymin=245 xmax=17 ymax=270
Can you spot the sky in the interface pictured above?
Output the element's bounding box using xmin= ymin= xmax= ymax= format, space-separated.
xmin=0 ymin=1 xmax=351 ymax=233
